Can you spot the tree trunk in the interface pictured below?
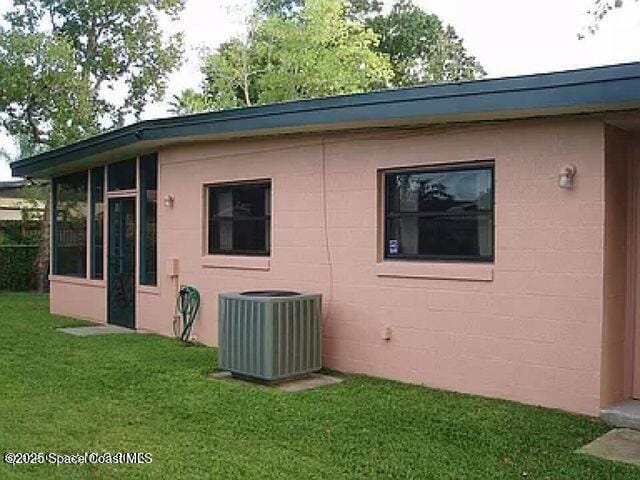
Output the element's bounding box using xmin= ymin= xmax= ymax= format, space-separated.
xmin=34 ymin=188 xmax=50 ymax=293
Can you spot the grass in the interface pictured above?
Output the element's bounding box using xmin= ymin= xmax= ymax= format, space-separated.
xmin=0 ymin=293 xmax=638 ymax=479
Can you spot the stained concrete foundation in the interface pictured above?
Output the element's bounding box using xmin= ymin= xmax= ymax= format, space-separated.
xmin=601 ymin=400 xmax=640 ymax=430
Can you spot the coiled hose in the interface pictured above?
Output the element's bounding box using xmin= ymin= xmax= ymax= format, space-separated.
xmin=174 ymin=286 xmax=200 ymax=343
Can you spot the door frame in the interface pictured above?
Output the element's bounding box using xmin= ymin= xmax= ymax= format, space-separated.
xmin=102 ymin=155 xmax=144 ymax=330
xmin=631 ymin=137 xmax=640 ymax=398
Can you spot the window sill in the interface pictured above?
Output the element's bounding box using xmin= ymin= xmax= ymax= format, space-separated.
xmin=201 ymin=255 xmax=271 ymax=271
xmin=375 ymin=261 xmax=494 ymax=282
xmin=138 ymin=285 xmax=160 ymax=295
xmin=49 ymin=275 xmax=106 ymax=287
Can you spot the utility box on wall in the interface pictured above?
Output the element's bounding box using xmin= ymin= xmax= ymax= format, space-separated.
xmin=218 ymin=291 xmax=322 ymax=382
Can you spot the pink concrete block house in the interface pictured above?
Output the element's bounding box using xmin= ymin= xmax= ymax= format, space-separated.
xmin=12 ymin=62 xmax=640 ymax=417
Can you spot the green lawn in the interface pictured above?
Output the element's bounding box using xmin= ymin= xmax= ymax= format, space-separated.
xmin=0 ymin=293 xmax=637 ymax=479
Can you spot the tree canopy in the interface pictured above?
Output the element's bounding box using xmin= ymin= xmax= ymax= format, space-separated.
xmin=257 ymin=0 xmax=392 ymax=104
xmin=172 ymin=0 xmax=393 ymax=114
xmin=173 ymin=0 xmax=484 ymax=115
xmin=0 ymin=31 xmax=97 ymax=152
xmin=257 ymin=0 xmax=383 ymax=21
xmin=0 ymin=0 xmax=185 ymax=153
xmin=261 ymin=0 xmax=484 ymax=85
xmin=581 ymin=0 xmax=639 ymax=36
xmin=369 ymin=0 xmax=484 ymax=86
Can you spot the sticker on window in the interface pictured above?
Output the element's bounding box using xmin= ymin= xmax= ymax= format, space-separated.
xmin=389 ymin=240 xmax=399 ymax=255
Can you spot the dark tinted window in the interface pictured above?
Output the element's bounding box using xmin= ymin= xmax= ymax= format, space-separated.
xmin=385 ymin=165 xmax=493 ymax=261
xmin=208 ymin=181 xmax=271 ymax=256
xmin=90 ymin=167 xmax=104 ymax=279
xmin=53 ymin=171 xmax=88 ymax=277
xmin=108 ymin=158 xmax=136 ymax=191
xmin=139 ymin=154 xmax=157 ymax=285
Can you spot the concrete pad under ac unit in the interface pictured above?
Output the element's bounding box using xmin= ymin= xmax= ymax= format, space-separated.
xmin=209 ymin=371 xmax=342 ymax=392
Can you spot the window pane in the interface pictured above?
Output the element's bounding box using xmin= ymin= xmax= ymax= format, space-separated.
xmin=140 ymin=154 xmax=157 ymax=285
xmin=387 ymin=215 xmax=493 ymax=259
xmin=210 ymin=219 xmax=269 ymax=254
xmin=90 ymin=167 xmax=104 ymax=279
xmin=54 ymin=171 xmax=87 ymax=277
xmin=208 ymin=181 xmax=271 ymax=255
xmin=388 ymin=168 xmax=492 ymax=214
xmin=233 ymin=219 xmax=268 ymax=252
xmin=210 ymin=219 xmax=233 ymax=252
xmin=108 ymin=158 xmax=136 ymax=191
xmin=213 ymin=188 xmax=233 ymax=217
xmin=141 ymin=154 xmax=157 ymax=190
xmin=233 ymin=184 xmax=267 ymax=217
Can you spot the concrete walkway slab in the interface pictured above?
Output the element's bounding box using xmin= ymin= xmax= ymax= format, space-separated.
xmin=601 ymin=400 xmax=640 ymax=430
xmin=58 ymin=325 xmax=136 ymax=336
xmin=579 ymin=429 xmax=640 ymax=466
xmin=210 ymin=371 xmax=342 ymax=392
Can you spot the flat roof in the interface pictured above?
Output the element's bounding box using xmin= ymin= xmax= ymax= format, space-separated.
xmin=11 ymin=61 xmax=640 ymax=178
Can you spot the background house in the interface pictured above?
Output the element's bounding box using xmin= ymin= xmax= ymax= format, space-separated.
xmin=0 ymin=180 xmax=44 ymax=241
xmin=1 ymin=181 xmax=29 ymax=221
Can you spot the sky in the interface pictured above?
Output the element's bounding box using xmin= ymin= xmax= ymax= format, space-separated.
xmin=2 ymin=0 xmax=640 ymax=180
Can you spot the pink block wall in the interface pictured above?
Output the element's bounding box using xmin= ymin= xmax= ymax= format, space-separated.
xmin=50 ymin=116 xmax=614 ymax=415
xmin=50 ymin=277 xmax=106 ymax=323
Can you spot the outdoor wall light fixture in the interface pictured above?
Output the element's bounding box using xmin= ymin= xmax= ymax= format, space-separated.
xmin=163 ymin=194 xmax=175 ymax=208
xmin=558 ymin=165 xmax=577 ymax=189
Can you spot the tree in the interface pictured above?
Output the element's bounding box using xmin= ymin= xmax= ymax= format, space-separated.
xmin=257 ymin=0 xmax=484 ymax=86
xmin=368 ymin=0 xmax=484 ymax=86
xmin=169 ymin=88 xmax=210 ymax=116
xmin=582 ymin=0 xmax=634 ymax=36
xmin=1 ymin=0 xmax=185 ymax=292
xmin=257 ymin=0 xmax=392 ymax=104
xmin=200 ymin=36 xmax=265 ymax=109
xmin=171 ymin=31 xmax=269 ymax=114
xmin=0 ymin=33 xmax=86 ymax=292
xmin=1 ymin=0 xmax=185 ymax=149
xmin=0 ymin=32 xmax=98 ymax=151
xmin=172 ymin=0 xmax=392 ymax=114
xmin=257 ymin=0 xmax=383 ymax=21
xmin=177 ymin=0 xmax=484 ymax=115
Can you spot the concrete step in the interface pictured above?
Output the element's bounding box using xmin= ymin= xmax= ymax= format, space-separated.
xmin=57 ymin=325 xmax=137 ymax=336
xmin=579 ymin=428 xmax=640 ymax=466
xmin=601 ymin=400 xmax=640 ymax=430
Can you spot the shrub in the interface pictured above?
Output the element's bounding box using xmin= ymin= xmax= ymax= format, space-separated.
xmin=0 ymin=221 xmax=23 ymax=245
xmin=0 ymin=245 xmax=38 ymax=291
xmin=0 ymin=220 xmax=41 ymax=245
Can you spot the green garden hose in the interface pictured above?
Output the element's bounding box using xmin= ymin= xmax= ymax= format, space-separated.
xmin=174 ymin=286 xmax=200 ymax=343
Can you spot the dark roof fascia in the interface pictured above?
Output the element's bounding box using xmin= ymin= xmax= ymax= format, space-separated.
xmin=11 ymin=61 xmax=640 ymax=177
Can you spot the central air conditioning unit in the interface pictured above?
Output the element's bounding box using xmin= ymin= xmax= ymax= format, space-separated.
xmin=218 ymin=291 xmax=322 ymax=382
